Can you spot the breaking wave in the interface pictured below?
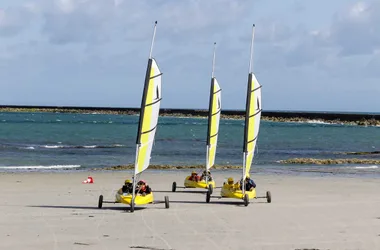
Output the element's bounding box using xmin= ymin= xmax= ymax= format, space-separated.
xmin=40 ymin=144 xmax=126 ymax=149
xmin=0 ymin=165 xmax=81 ymax=170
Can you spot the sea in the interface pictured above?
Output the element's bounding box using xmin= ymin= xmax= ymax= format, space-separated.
xmin=1 ymin=112 xmax=379 ymax=177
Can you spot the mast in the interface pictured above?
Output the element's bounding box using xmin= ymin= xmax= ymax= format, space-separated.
xmin=132 ymin=21 xmax=158 ymax=205
xmin=243 ymin=24 xmax=255 ymax=196
xmin=212 ymin=42 xmax=216 ymax=78
xmin=248 ymin=24 xmax=255 ymax=74
xmin=206 ymin=42 xmax=217 ymax=186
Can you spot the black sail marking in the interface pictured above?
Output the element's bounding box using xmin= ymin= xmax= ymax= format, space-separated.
xmin=247 ymin=135 xmax=258 ymax=144
xmin=251 ymin=85 xmax=262 ymax=92
xmin=210 ymin=132 xmax=218 ymax=139
xmin=150 ymin=73 xmax=162 ymax=80
xmin=213 ymin=89 xmax=222 ymax=94
xmin=145 ymin=98 xmax=162 ymax=107
xmin=156 ymin=86 xmax=160 ymax=100
xmin=211 ymin=109 xmax=221 ymax=116
xmin=141 ymin=125 xmax=157 ymax=134
xmin=257 ymin=97 xmax=260 ymax=110
xmin=249 ymin=109 xmax=262 ymax=118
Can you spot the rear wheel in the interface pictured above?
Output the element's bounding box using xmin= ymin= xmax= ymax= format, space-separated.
xmin=172 ymin=182 xmax=176 ymax=192
xmin=206 ymin=191 xmax=211 ymax=203
xmin=243 ymin=194 xmax=249 ymax=207
xmin=208 ymin=184 xmax=213 ymax=195
xmin=130 ymin=202 xmax=135 ymax=213
xmin=165 ymin=196 xmax=170 ymax=209
xmin=266 ymin=191 xmax=272 ymax=203
xmin=98 ymin=195 xmax=103 ymax=209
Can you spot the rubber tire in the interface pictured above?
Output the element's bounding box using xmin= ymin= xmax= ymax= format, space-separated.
xmin=266 ymin=191 xmax=272 ymax=203
xmin=172 ymin=182 xmax=176 ymax=192
xmin=165 ymin=196 xmax=170 ymax=209
xmin=243 ymin=194 xmax=249 ymax=207
xmin=208 ymin=184 xmax=213 ymax=195
xmin=98 ymin=195 xmax=103 ymax=209
xmin=130 ymin=202 xmax=135 ymax=213
xmin=206 ymin=190 xmax=211 ymax=203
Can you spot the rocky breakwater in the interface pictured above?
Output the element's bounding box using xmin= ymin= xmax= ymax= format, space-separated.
xmin=1 ymin=106 xmax=380 ymax=126
xmin=93 ymin=164 xmax=242 ymax=171
xmin=279 ymin=158 xmax=380 ymax=165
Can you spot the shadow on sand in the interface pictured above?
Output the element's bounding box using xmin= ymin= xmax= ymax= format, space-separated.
xmin=27 ymin=205 xmax=147 ymax=212
xmin=154 ymin=190 xmax=207 ymax=194
xmin=169 ymin=197 xmax=269 ymax=207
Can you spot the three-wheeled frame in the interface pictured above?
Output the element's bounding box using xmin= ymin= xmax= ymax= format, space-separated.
xmin=172 ymin=176 xmax=215 ymax=194
xmin=97 ymin=192 xmax=170 ymax=212
xmin=206 ymin=183 xmax=271 ymax=206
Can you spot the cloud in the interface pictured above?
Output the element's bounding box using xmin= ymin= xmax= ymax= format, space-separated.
xmin=37 ymin=0 xmax=251 ymax=46
xmin=249 ymin=1 xmax=380 ymax=72
xmin=2 ymin=0 xmax=380 ymax=111
xmin=0 ymin=6 xmax=34 ymax=37
xmin=317 ymin=1 xmax=380 ymax=57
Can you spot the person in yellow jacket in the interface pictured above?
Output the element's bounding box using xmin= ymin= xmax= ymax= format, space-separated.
xmin=224 ymin=177 xmax=240 ymax=191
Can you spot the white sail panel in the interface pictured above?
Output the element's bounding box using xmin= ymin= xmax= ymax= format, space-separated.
xmin=244 ymin=73 xmax=262 ymax=177
xmin=206 ymin=78 xmax=221 ymax=170
xmin=135 ymin=58 xmax=162 ymax=174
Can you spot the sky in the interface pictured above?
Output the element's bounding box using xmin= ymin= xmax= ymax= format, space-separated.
xmin=0 ymin=0 xmax=380 ymax=112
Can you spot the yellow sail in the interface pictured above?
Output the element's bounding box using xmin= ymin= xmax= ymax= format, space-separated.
xmin=135 ymin=58 xmax=162 ymax=175
xmin=206 ymin=78 xmax=221 ymax=170
xmin=243 ymin=72 xmax=262 ymax=177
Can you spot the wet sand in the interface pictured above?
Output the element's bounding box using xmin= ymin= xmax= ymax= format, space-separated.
xmin=0 ymin=171 xmax=379 ymax=250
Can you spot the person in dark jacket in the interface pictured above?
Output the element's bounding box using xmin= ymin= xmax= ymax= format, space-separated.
xmin=201 ymin=170 xmax=213 ymax=181
xmin=118 ymin=179 xmax=133 ymax=194
xmin=240 ymin=174 xmax=256 ymax=191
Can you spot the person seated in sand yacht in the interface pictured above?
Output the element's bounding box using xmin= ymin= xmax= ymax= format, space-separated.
xmin=118 ymin=179 xmax=133 ymax=194
xmin=188 ymin=171 xmax=200 ymax=182
xmin=239 ymin=174 xmax=256 ymax=191
xmin=224 ymin=177 xmax=239 ymax=191
xmin=136 ymin=180 xmax=151 ymax=196
xmin=200 ymin=170 xmax=213 ymax=181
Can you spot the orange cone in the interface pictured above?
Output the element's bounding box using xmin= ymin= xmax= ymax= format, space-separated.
xmin=82 ymin=176 xmax=94 ymax=184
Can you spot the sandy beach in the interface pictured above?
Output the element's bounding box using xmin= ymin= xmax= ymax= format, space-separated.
xmin=0 ymin=171 xmax=379 ymax=250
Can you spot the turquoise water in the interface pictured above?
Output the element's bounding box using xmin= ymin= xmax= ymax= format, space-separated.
xmin=0 ymin=112 xmax=379 ymax=177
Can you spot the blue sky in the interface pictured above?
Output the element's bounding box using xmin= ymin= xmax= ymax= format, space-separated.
xmin=1 ymin=0 xmax=379 ymax=112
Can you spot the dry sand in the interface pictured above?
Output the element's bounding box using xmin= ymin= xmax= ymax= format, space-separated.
xmin=0 ymin=171 xmax=379 ymax=250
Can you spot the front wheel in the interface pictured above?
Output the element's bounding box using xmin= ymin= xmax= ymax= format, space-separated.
xmin=206 ymin=191 xmax=211 ymax=203
xmin=266 ymin=191 xmax=272 ymax=203
xmin=172 ymin=182 xmax=176 ymax=192
xmin=98 ymin=195 xmax=103 ymax=209
xmin=208 ymin=184 xmax=213 ymax=195
xmin=243 ymin=194 xmax=249 ymax=207
xmin=164 ymin=196 xmax=170 ymax=209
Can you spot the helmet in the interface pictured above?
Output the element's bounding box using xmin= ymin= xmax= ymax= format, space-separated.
xmin=246 ymin=173 xmax=250 ymax=179
xmin=139 ymin=180 xmax=146 ymax=184
xmin=192 ymin=171 xmax=197 ymax=175
xmin=125 ymin=179 xmax=132 ymax=184
xmin=227 ymin=177 xmax=234 ymax=184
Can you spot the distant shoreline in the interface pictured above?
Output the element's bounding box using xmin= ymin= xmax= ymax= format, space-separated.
xmin=1 ymin=105 xmax=380 ymax=126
